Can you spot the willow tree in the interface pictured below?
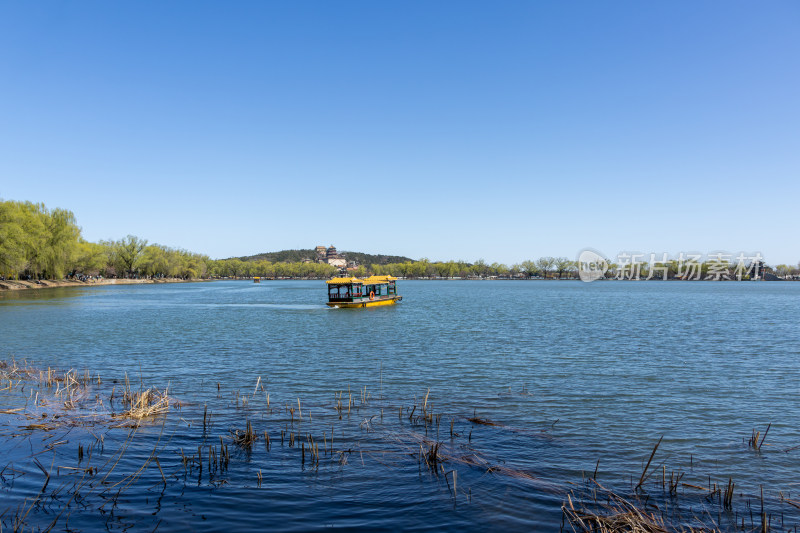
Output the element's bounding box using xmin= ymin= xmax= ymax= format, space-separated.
xmin=18 ymin=202 xmax=48 ymax=277
xmin=0 ymin=200 xmax=27 ymax=276
xmin=42 ymin=208 xmax=81 ymax=279
xmin=111 ymin=235 xmax=148 ymax=278
xmin=140 ymin=245 xmax=171 ymax=278
xmin=74 ymin=240 xmax=108 ymax=275
xmin=0 ymin=200 xmax=82 ymax=279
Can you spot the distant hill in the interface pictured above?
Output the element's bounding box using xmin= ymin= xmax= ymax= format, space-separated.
xmin=239 ymin=249 xmax=317 ymax=263
xmin=338 ymin=251 xmax=415 ymax=265
xmin=236 ymin=249 xmax=415 ymax=265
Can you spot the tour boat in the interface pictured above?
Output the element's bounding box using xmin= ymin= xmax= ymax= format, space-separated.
xmin=326 ymin=275 xmax=403 ymax=308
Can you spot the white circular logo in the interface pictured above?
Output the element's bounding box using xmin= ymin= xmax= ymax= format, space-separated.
xmin=577 ymin=249 xmax=609 ymax=282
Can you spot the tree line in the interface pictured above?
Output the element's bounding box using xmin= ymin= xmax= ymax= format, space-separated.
xmin=3 ymin=199 xmax=799 ymax=282
xmin=0 ymin=200 xmax=208 ymax=280
xmin=0 ymin=200 xmax=340 ymax=281
xmin=361 ymin=258 xmax=576 ymax=279
xmin=210 ymin=258 xmax=338 ymax=279
xmin=354 ymin=257 xmax=799 ymax=280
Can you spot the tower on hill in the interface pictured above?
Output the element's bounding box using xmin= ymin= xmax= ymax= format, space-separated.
xmin=316 ymin=244 xmax=346 ymax=268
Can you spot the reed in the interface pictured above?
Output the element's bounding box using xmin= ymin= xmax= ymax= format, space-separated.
xmin=563 ymin=487 xmax=672 ymax=533
xmin=423 ymin=441 xmax=443 ymax=470
xmin=232 ymin=420 xmax=258 ymax=449
xmin=724 ymin=477 xmax=735 ymax=510
xmin=2 ymin=359 xmax=797 ymax=532
xmin=748 ymin=424 xmax=771 ymax=450
xmin=114 ymin=387 xmax=171 ymax=422
xmin=635 ymin=436 xmax=663 ymax=491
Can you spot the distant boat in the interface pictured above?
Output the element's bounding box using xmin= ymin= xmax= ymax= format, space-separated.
xmin=254 ymin=277 xmax=260 ymax=283
xmin=326 ymin=276 xmax=403 ymax=308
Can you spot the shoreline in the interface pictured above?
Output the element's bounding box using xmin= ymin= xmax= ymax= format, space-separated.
xmin=0 ymin=278 xmax=211 ymax=292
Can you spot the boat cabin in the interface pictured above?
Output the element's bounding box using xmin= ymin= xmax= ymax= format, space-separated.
xmin=326 ymin=275 xmax=402 ymax=308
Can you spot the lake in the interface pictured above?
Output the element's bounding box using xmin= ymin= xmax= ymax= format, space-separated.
xmin=1 ymin=280 xmax=799 ymax=531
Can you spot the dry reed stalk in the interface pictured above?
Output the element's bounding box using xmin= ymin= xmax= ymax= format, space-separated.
xmin=232 ymin=420 xmax=258 ymax=449
xmin=113 ymin=387 xmax=171 ymax=421
xmin=723 ymin=478 xmax=734 ymax=509
xmin=635 ymin=436 xmax=663 ymax=491
xmin=564 ymin=478 xmax=731 ymax=533
xmin=759 ymin=424 xmax=771 ymax=450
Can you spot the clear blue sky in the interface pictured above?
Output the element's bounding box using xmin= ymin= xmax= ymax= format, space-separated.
xmin=1 ymin=2 xmax=798 ymax=265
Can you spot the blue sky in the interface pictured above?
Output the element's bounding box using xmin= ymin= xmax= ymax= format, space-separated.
xmin=1 ymin=2 xmax=798 ymax=264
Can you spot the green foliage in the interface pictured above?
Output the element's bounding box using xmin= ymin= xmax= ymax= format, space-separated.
xmin=350 ymin=258 xmax=580 ymax=280
xmin=43 ymin=208 xmax=81 ymax=279
xmin=338 ymin=251 xmax=414 ymax=265
xmin=206 ymin=258 xmax=337 ymax=279
xmin=0 ymin=200 xmax=29 ymax=276
xmin=1 ymin=199 xmax=790 ymax=283
xmin=520 ymin=260 xmax=538 ymax=278
xmin=0 ymin=200 xmax=82 ymax=279
xmin=363 ymin=259 xmax=512 ymax=279
xmin=0 ymin=199 xmax=214 ymax=280
xmin=239 ymin=249 xmax=318 ymax=263
xmin=74 ymin=240 xmax=108 ymax=274
xmin=139 ymin=244 xmax=209 ymax=279
xmin=535 ymin=256 xmax=557 ymax=279
xmin=553 ymin=257 xmax=574 ymax=279
xmin=113 ymin=235 xmax=148 ymax=276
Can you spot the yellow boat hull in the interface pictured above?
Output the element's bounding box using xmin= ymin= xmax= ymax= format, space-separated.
xmin=327 ymin=296 xmax=402 ymax=308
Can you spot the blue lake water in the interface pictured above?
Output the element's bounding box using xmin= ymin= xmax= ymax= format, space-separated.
xmin=1 ymin=280 xmax=799 ymax=530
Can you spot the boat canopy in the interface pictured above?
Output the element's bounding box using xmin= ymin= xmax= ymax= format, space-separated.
xmin=326 ymin=275 xmax=397 ymax=285
xmin=362 ymin=275 xmax=397 ymax=284
xmin=327 ymin=277 xmax=363 ymax=285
